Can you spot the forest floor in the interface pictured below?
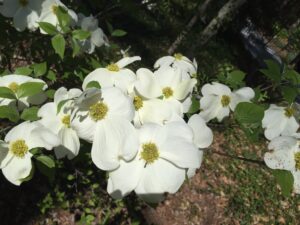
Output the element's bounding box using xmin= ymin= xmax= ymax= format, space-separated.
xmin=20 ymin=124 xmax=299 ymax=225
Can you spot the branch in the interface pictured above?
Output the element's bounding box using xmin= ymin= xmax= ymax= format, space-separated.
xmin=167 ymin=0 xmax=214 ymax=55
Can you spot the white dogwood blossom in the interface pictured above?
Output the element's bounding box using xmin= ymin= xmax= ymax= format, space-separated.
xmin=107 ymin=121 xmax=201 ymax=202
xmin=39 ymin=0 xmax=77 ymax=34
xmin=134 ymin=67 xmax=197 ymax=116
xmin=77 ymin=14 xmax=109 ymax=54
xmin=199 ymin=82 xmax=255 ymax=122
xmin=264 ymin=136 xmax=300 ymax=193
xmin=38 ymin=87 xmax=82 ymax=159
xmin=0 ymin=74 xmax=47 ymax=110
xmin=0 ymin=121 xmax=60 ymax=185
xmin=72 ymin=87 xmax=139 ymax=171
xmin=0 ymin=0 xmax=42 ymax=31
xmin=82 ymin=56 xmax=141 ymax=93
xmin=154 ymin=54 xmax=196 ymax=79
xmin=262 ymin=104 xmax=299 ymax=140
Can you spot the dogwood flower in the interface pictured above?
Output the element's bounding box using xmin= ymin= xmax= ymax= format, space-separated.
xmin=107 ymin=121 xmax=201 ymax=202
xmin=264 ymin=135 xmax=300 ymax=193
xmin=39 ymin=0 xmax=77 ymax=34
xmin=38 ymin=87 xmax=82 ymax=159
xmin=82 ymin=56 xmax=141 ymax=93
xmin=134 ymin=67 xmax=197 ymax=116
xmin=154 ymin=53 xmax=196 ymax=79
xmin=0 ymin=0 xmax=42 ymax=31
xmin=77 ymin=14 xmax=108 ymax=54
xmin=0 ymin=121 xmax=60 ymax=185
xmin=199 ymin=82 xmax=255 ymax=122
xmin=262 ymin=104 xmax=299 ymax=140
xmin=0 ymin=74 xmax=47 ymax=110
xmin=72 ymin=87 xmax=139 ymax=171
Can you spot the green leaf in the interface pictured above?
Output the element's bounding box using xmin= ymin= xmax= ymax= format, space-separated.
xmin=57 ymin=99 xmax=69 ymax=114
xmin=284 ymin=69 xmax=300 ymax=86
xmin=234 ymin=102 xmax=265 ymax=141
xmin=51 ymin=34 xmax=66 ymax=59
xmin=30 ymin=148 xmax=42 ymax=155
xmin=187 ymin=96 xmax=200 ymax=114
xmin=36 ymin=155 xmax=55 ymax=168
xmin=35 ymin=155 xmax=55 ymax=183
xmin=38 ymin=22 xmax=57 ymax=35
xmin=21 ymin=106 xmax=39 ymax=121
xmin=14 ymin=66 xmax=32 ymax=75
xmin=86 ymin=81 xmax=101 ymax=89
xmin=260 ymin=60 xmax=282 ymax=84
xmin=106 ymin=21 xmax=114 ymax=34
xmin=281 ymin=86 xmax=298 ymax=104
xmin=0 ymin=105 xmax=19 ymax=122
xmin=56 ymin=6 xmax=71 ymax=29
xmin=33 ymin=62 xmax=47 ymax=77
xmin=46 ymin=89 xmax=55 ymax=99
xmin=16 ymin=82 xmax=45 ymax=98
xmin=272 ymin=170 xmax=294 ymax=197
xmin=71 ymin=37 xmax=81 ymax=57
xmin=111 ymin=29 xmax=127 ymax=37
xmin=46 ymin=70 xmax=56 ymax=81
xmin=226 ymin=70 xmax=246 ymax=88
xmin=0 ymin=87 xmax=16 ymax=99
xmin=234 ymin=102 xmax=264 ymax=124
xmin=72 ymin=29 xmax=91 ymax=40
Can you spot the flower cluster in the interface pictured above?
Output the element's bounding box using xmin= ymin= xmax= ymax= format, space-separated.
xmin=262 ymin=103 xmax=300 ymax=193
xmin=0 ymin=0 xmax=108 ymax=53
xmin=0 ymin=54 xmax=219 ymax=203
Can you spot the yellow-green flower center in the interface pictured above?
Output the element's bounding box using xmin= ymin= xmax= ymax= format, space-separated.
xmin=221 ymin=95 xmax=231 ymax=107
xmin=174 ymin=53 xmax=183 ymax=60
xmin=52 ymin=5 xmax=59 ymax=14
xmin=10 ymin=139 xmax=28 ymax=158
xmin=140 ymin=142 xmax=159 ymax=164
xmin=89 ymin=102 xmax=108 ymax=121
xmin=284 ymin=107 xmax=295 ymax=118
xmin=162 ymin=87 xmax=174 ymax=99
xmin=106 ymin=63 xmax=120 ymax=72
xmin=133 ymin=96 xmax=143 ymax=111
xmin=19 ymin=0 xmax=28 ymax=6
xmin=295 ymin=152 xmax=300 ymax=170
xmin=61 ymin=115 xmax=71 ymax=128
xmin=8 ymin=82 xmax=19 ymax=93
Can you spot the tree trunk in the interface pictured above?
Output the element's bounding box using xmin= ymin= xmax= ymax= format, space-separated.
xmin=167 ymin=0 xmax=214 ymax=55
xmin=196 ymin=0 xmax=248 ymax=48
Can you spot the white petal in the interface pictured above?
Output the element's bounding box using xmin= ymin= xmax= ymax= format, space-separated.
xmin=138 ymin=123 xmax=167 ymax=148
xmin=2 ymin=153 xmax=32 ymax=186
xmin=188 ymin=114 xmax=213 ymax=148
xmin=230 ymin=87 xmax=255 ymax=110
xmin=154 ymin=66 xmax=181 ymax=89
xmin=173 ymin=78 xmax=197 ymax=100
xmin=38 ymin=102 xmax=62 ymax=134
xmin=103 ymin=87 xmax=135 ymax=121
xmin=113 ymin=69 xmax=136 ymax=93
xmin=154 ymin=56 xmax=174 ymax=69
xmin=0 ymin=0 xmax=19 ymax=17
xmin=28 ymin=122 xmax=61 ymax=150
xmin=13 ymin=7 xmax=31 ymax=31
xmin=292 ymin=171 xmax=300 ymax=194
xmin=201 ymin=82 xmax=231 ymax=96
xmin=0 ymin=142 xmax=11 ymax=169
xmin=160 ymin=122 xmax=200 ymax=168
xmin=72 ymin=111 xmax=96 ymax=142
xmin=91 ymin=118 xmax=139 ymax=171
xmin=55 ymin=127 xmax=80 ymax=159
xmin=5 ymin=121 xmax=34 ymax=143
xmin=116 ymin=56 xmax=141 ymax=68
xmin=107 ymin=158 xmax=143 ymax=199
xmin=82 ymin=68 xmax=113 ymax=90
xmin=135 ymin=68 xmax=161 ymax=99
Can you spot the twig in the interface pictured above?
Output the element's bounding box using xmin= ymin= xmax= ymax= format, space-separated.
xmin=209 ymin=148 xmax=266 ymax=167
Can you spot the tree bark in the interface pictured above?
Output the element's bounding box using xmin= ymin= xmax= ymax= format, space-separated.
xmin=167 ymin=0 xmax=214 ymax=55
xmin=196 ymin=0 xmax=247 ymax=48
